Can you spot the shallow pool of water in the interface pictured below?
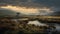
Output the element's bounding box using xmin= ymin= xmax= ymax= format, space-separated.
xmin=28 ymin=20 xmax=60 ymax=32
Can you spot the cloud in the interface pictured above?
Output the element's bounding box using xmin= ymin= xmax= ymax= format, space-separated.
xmin=0 ymin=0 xmax=60 ymax=8
xmin=0 ymin=0 xmax=53 ymax=8
xmin=0 ymin=0 xmax=60 ymax=15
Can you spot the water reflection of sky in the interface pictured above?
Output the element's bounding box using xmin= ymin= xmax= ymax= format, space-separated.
xmin=28 ymin=20 xmax=60 ymax=32
xmin=28 ymin=20 xmax=47 ymax=26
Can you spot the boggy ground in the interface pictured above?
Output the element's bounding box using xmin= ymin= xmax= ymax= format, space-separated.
xmin=0 ymin=18 xmax=58 ymax=34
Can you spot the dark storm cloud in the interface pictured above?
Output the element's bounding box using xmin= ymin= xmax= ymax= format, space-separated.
xmin=0 ymin=0 xmax=60 ymax=8
xmin=0 ymin=0 xmax=43 ymax=8
xmin=33 ymin=0 xmax=60 ymax=7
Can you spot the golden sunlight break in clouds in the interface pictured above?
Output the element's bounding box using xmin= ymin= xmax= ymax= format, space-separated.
xmin=0 ymin=5 xmax=53 ymax=14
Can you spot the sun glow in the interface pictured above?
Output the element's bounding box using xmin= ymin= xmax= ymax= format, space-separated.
xmin=0 ymin=5 xmax=53 ymax=15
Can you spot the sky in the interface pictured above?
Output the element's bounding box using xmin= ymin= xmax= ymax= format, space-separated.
xmin=0 ymin=0 xmax=60 ymax=15
xmin=0 ymin=5 xmax=53 ymax=15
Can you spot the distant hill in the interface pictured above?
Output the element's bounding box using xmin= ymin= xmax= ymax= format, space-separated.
xmin=49 ymin=11 xmax=60 ymax=16
xmin=0 ymin=8 xmax=17 ymax=16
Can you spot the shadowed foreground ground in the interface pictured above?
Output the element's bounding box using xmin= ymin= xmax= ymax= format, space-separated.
xmin=0 ymin=18 xmax=59 ymax=34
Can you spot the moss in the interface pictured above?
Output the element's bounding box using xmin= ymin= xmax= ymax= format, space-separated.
xmin=0 ymin=18 xmax=50 ymax=34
